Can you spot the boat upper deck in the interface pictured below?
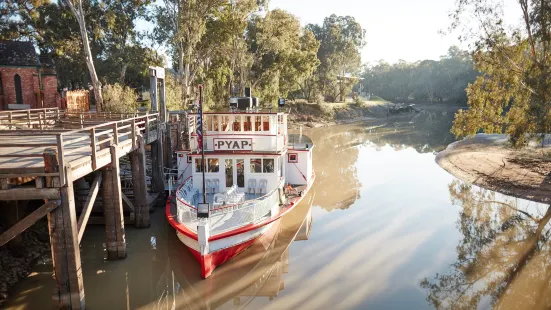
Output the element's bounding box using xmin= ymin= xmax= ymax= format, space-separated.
xmin=188 ymin=111 xmax=289 ymax=153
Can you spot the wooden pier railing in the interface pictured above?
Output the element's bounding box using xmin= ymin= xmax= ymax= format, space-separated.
xmin=0 ymin=108 xmax=154 ymax=129
xmin=0 ymin=113 xmax=160 ymax=186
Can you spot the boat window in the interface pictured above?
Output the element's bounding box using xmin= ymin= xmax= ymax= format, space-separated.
xmin=288 ymin=153 xmax=298 ymax=163
xmin=250 ymin=158 xmax=262 ymax=173
xmin=262 ymin=116 xmax=270 ymax=131
xmin=195 ymin=158 xmax=204 ymax=172
xmin=278 ymin=115 xmax=284 ymax=134
xmin=255 ymin=116 xmax=262 ymax=131
xmin=225 ymin=159 xmax=233 ymax=187
xmin=221 ymin=116 xmax=230 ymax=131
xmin=207 ymin=158 xmax=219 ymax=173
xmin=263 ymin=158 xmax=274 ymax=173
xmin=204 ymin=115 xmax=210 ymax=131
xmin=237 ymin=159 xmax=245 ymax=187
xmin=212 ymin=115 xmax=219 ymax=131
xmin=244 ymin=116 xmax=252 ymax=131
xmin=233 ymin=115 xmax=241 ymax=131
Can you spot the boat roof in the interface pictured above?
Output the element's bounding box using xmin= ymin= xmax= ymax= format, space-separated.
xmin=288 ymin=134 xmax=314 ymax=151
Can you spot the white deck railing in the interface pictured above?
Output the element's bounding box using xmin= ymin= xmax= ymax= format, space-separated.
xmin=175 ymin=177 xmax=283 ymax=234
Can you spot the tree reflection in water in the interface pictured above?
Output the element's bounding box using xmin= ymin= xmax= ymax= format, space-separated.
xmin=310 ymin=128 xmax=362 ymax=211
xmin=309 ymin=109 xmax=457 ymax=212
xmin=420 ymin=180 xmax=551 ymax=309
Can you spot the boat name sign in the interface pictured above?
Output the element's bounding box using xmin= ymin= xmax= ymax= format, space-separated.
xmin=213 ymin=138 xmax=253 ymax=151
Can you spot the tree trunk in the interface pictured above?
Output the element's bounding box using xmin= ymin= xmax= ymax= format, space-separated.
xmin=119 ymin=63 xmax=127 ymax=85
xmin=65 ymin=0 xmax=103 ymax=111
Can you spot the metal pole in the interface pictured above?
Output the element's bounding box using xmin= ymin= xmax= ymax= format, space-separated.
xmin=199 ymin=85 xmax=207 ymax=204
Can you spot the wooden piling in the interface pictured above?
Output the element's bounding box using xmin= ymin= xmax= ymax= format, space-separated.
xmin=130 ymin=135 xmax=149 ymax=228
xmin=102 ymin=145 xmax=127 ymax=260
xmin=165 ymin=122 xmax=172 ymax=169
xmin=44 ymin=148 xmax=85 ymax=309
xmin=151 ymin=139 xmax=165 ymax=194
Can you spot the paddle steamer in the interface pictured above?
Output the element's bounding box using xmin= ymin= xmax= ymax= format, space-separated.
xmin=166 ymin=88 xmax=315 ymax=278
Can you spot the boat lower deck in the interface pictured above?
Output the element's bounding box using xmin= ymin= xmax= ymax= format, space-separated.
xmin=173 ymin=184 xmax=307 ymax=236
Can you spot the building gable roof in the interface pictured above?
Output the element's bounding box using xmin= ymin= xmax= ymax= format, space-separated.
xmin=0 ymin=41 xmax=40 ymax=67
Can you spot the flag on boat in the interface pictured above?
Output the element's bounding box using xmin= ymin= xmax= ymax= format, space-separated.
xmin=196 ymin=92 xmax=203 ymax=150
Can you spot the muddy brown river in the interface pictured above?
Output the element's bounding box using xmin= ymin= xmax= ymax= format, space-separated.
xmin=4 ymin=111 xmax=551 ymax=309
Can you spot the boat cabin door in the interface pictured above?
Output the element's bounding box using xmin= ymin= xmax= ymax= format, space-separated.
xmin=225 ymin=159 xmax=245 ymax=189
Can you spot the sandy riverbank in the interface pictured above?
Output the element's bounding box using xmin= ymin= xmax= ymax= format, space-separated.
xmin=436 ymin=134 xmax=551 ymax=204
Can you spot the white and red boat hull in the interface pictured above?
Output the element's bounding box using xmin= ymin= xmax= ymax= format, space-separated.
xmin=166 ymin=173 xmax=315 ymax=278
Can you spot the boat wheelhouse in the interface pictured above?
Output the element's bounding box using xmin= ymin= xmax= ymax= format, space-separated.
xmin=166 ymin=93 xmax=315 ymax=278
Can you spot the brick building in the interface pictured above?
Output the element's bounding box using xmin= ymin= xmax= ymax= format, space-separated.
xmin=0 ymin=40 xmax=61 ymax=110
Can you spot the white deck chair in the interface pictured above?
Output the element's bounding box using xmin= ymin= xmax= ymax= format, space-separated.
xmin=257 ymin=179 xmax=267 ymax=195
xmin=212 ymin=179 xmax=220 ymax=193
xmin=205 ymin=179 xmax=213 ymax=194
xmin=248 ymin=179 xmax=257 ymax=194
xmin=213 ymin=193 xmax=225 ymax=207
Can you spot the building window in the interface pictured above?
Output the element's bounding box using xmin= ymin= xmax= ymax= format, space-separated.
xmin=250 ymin=158 xmax=262 ymax=173
xmin=195 ymin=158 xmax=204 ymax=172
xmin=207 ymin=158 xmax=219 ymax=173
xmin=288 ymin=153 xmax=298 ymax=163
xmin=0 ymin=74 xmax=3 ymax=95
xmin=14 ymin=74 xmax=23 ymax=105
xmin=263 ymin=158 xmax=274 ymax=173
xmin=187 ymin=155 xmax=192 ymax=163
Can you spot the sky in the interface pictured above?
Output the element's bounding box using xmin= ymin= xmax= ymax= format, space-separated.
xmin=139 ymin=0 xmax=523 ymax=66
xmin=269 ymin=0 xmax=522 ymax=64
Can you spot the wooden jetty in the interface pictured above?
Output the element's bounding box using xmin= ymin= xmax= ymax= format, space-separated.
xmin=0 ymin=67 xmax=193 ymax=309
xmin=0 ymin=107 xmax=174 ymax=309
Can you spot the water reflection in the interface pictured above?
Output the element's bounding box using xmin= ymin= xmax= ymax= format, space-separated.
xmin=309 ymin=128 xmax=362 ymax=211
xmin=368 ymin=110 xmax=456 ymax=153
xmin=155 ymin=195 xmax=314 ymax=310
xmin=308 ymin=110 xmax=456 ymax=212
xmin=421 ymin=180 xmax=551 ymax=309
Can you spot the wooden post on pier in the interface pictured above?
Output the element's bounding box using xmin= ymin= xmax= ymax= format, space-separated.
xmin=177 ymin=120 xmax=183 ymax=151
xmin=102 ymin=145 xmax=127 ymax=259
xmin=149 ymin=67 xmax=158 ymax=113
xmin=151 ymin=122 xmax=165 ymax=194
xmin=165 ymin=122 xmax=172 ymax=168
xmin=130 ymin=135 xmax=150 ymax=228
xmin=44 ymin=148 xmax=85 ymax=309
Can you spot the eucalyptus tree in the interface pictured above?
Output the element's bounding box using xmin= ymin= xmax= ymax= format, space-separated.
xmin=246 ymin=9 xmax=320 ymax=104
xmin=306 ymin=15 xmax=366 ymax=102
xmin=360 ymin=47 xmax=477 ymax=104
xmin=449 ymin=0 xmax=551 ymax=147
xmin=153 ymin=0 xmax=227 ymax=101
xmin=61 ymin=0 xmax=105 ymax=110
xmin=98 ymin=0 xmax=152 ymax=85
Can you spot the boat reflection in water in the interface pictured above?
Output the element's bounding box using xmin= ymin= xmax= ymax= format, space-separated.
xmin=161 ymin=192 xmax=314 ymax=309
